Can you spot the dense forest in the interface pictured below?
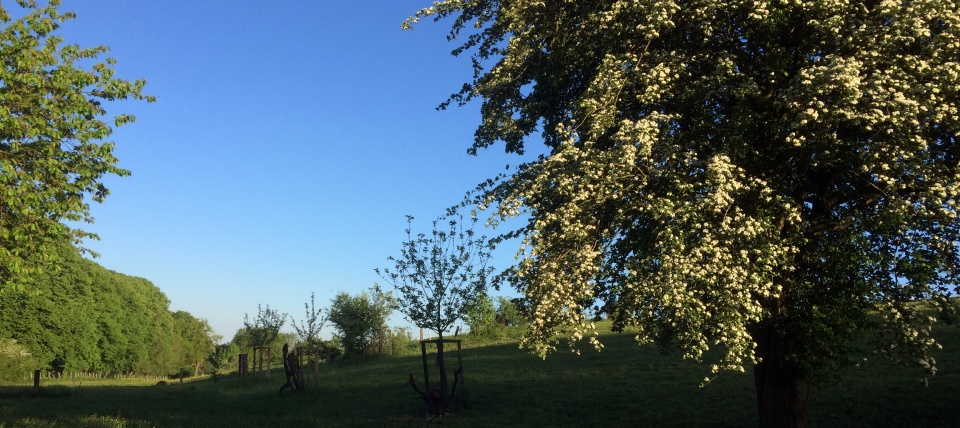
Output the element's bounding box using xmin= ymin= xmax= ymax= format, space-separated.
xmin=0 ymin=242 xmax=215 ymax=378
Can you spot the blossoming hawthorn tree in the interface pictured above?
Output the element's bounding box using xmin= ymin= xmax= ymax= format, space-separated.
xmin=405 ymin=1 xmax=960 ymax=426
xmin=0 ymin=0 xmax=154 ymax=292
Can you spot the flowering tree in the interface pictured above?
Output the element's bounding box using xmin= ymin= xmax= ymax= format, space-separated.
xmin=0 ymin=1 xmax=155 ymax=292
xmin=406 ymin=1 xmax=960 ymax=426
xmin=377 ymin=215 xmax=493 ymax=400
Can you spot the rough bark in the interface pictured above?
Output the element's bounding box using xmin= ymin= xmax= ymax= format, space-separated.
xmin=753 ymin=322 xmax=808 ymax=428
xmin=409 ymin=367 xmax=463 ymax=417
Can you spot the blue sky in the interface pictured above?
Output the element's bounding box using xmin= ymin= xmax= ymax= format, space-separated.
xmin=35 ymin=1 xmax=537 ymax=341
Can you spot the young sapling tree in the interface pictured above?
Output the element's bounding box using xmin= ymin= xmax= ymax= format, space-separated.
xmin=291 ymin=292 xmax=327 ymax=349
xmin=377 ymin=214 xmax=494 ymax=407
xmin=241 ymin=305 xmax=286 ymax=377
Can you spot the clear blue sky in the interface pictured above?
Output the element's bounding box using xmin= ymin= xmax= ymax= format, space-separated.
xmin=40 ymin=1 xmax=536 ymax=341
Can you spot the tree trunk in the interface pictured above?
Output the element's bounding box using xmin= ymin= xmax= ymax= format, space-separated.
xmin=753 ymin=323 xmax=808 ymax=428
xmin=436 ymin=332 xmax=448 ymax=396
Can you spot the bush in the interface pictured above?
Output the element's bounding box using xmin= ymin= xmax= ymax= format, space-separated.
xmin=0 ymin=338 xmax=36 ymax=382
xmin=328 ymin=287 xmax=393 ymax=355
xmin=317 ymin=339 xmax=343 ymax=362
xmin=205 ymin=343 xmax=238 ymax=378
xmin=387 ymin=327 xmax=418 ymax=357
xmin=495 ymin=297 xmax=526 ymax=327
xmin=463 ymin=295 xmax=497 ymax=337
xmin=463 ymin=296 xmax=529 ymax=341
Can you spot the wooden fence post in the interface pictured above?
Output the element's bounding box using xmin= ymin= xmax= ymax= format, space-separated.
xmin=238 ymin=353 xmax=248 ymax=378
xmin=254 ymin=347 xmax=265 ymax=382
xmin=420 ymin=341 xmax=430 ymax=393
xmin=33 ymin=370 xmax=40 ymax=390
xmin=266 ymin=347 xmax=271 ymax=380
xmin=313 ymin=349 xmax=321 ymax=387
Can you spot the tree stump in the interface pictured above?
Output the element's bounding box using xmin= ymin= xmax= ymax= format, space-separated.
xmin=278 ymin=344 xmax=304 ymax=395
xmin=408 ymin=339 xmax=463 ymax=418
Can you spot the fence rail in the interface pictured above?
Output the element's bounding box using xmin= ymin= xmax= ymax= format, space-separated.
xmin=22 ymin=370 xmax=169 ymax=383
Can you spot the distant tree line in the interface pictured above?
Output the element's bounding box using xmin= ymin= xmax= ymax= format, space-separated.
xmin=463 ymin=295 xmax=528 ymax=338
xmin=0 ymin=242 xmax=215 ymax=379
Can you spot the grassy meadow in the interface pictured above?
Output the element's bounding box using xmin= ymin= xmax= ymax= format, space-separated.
xmin=1 ymin=322 xmax=957 ymax=427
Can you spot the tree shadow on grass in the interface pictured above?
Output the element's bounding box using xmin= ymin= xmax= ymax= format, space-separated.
xmin=0 ymin=326 xmax=957 ymax=427
xmin=442 ymin=328 xmax=960 ymax=427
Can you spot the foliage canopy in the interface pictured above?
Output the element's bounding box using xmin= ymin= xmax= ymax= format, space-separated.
xmin=0 ymin=242 xmax=211 ymax=375
xmin=291 ymin=292 xmax=327 ymax=348
xmin=239 ymin=305 xmax=287 ymax=350
xmin=409 ymin=0 xmax=960 ymax=425
xmin=0 ymin=0 xmax=154 ymax=292
xmin=377 ymin=215 xmax=494 ymax=338
xmin=327 ymin=286 xmax=394 ymax=355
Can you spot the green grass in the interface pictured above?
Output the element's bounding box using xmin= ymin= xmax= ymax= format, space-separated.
xmin=1 ymin=323 xmax=957 ymax=427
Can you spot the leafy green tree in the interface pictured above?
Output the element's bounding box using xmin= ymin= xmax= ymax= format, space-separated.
xmin=408 ymin=1 xmax=960 ymax=426
xmin=235 ymin=305 xmax=287 ymax=372
xmin=0 ymin=241 xmax=101 ymax=372
xmin=0 ymin=1 xmax=155 ymax=293
xmin=240 ymin=305 xmax=286 ymax=351
xmin=494 ymin=296 xmax=524 ymax=328
xmin=327 ymin=286 xmax=394 ymax=355
xmin=0 ymin=338 xmax=35 ymax=382
xmin=230 ymin=327 xmax=252 ymax=350
xmin=138 ymin=285 xmax=177 ymax=375
xmin=462 ymin=293 xmax=495 ymax=336
xmin=206 ymin=343 xmax=238 ymax=381
xmin=0 ymin=240 xmax=181 ymax=376
xmin=377 ymin=215 xmax=493 ymax=397
xmin=172 ymin=311 xmax=215 ymax=377
xmin=387 ymin=326 xmax=417 ymax=357
xmin=273 ymin=331 xmax=297 ymax=361
xmin=464 ymin=296 xmax=526 ymax=339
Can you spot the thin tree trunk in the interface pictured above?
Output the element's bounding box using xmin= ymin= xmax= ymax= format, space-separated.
xmin=753 ymin=322 xmax=808 ymax=428
xmin=437 ymin=332 xmax=448 ymax=396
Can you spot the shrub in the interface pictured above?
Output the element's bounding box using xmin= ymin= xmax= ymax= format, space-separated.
xmin=0 ymin=338 xmax=36 ymax=382
xmin=328 ymin=287 xmax=393 ymax=355
xmin=387 ymin=327 xmax=418 ymax=357
xmin=463 ymin=294 xmax=497 ymax=337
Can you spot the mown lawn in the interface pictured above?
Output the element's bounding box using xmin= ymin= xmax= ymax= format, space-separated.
xmin=1 ymin=322 xmax=957 ymax=427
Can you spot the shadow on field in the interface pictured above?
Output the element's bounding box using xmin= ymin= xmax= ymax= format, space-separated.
xmin=1 ymin=325 xmax=958 ymax=427
xmin=454 ymin=334 xmax=758 ymax=427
